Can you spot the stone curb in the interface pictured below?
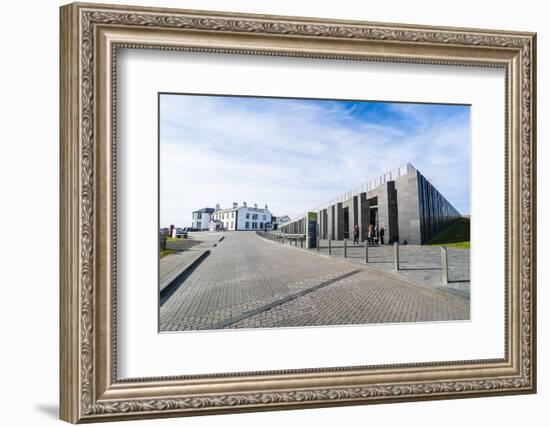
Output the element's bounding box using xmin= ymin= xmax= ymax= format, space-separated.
xmin=160 ymin=249 xmax=211 ymax=295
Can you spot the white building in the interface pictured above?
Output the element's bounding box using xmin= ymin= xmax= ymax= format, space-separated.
xmin=191 ymin=207 xmax=215 ymax=230
xmin=209 ymin=202 xmax=272 ymax=231
xmin=272 ymin=214 xmax=291 ymax=230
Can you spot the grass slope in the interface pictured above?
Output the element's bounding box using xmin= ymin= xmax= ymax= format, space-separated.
xmin=427 ymin=217 xmax=470 ymax=249
xmin=159 ymin=249 xmax=176 ymax=258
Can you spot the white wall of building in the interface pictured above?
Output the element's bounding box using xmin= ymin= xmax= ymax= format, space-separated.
xmin=211 ymin=210 xmax=238 ymax=230
xmin=236 ymin=206 xmax=272 ymax=231
xmin=210 ymin=206 xmax=272 ymax=231
xmin=191 ymin=212 xmax=212 ymax=230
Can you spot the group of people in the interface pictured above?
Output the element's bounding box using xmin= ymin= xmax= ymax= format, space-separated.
xmin=352 ymin=224 xmax=385 ymax=246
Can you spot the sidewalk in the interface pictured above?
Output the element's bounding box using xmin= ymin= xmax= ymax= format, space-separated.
xmin=160 ymin=232 xmax=224 ymax=292
xmin=160 ymin=232 xmax=469 ymax=332
xmin=308 ymin=239 xmax=470 ymax=298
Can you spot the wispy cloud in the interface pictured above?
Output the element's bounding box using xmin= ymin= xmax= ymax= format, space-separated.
xmin=160 ymin=94 xmax=470 ymax=227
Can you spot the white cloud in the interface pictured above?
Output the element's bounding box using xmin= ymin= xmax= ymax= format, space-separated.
xmin=160 ymin=95 xmax=470 ymax=227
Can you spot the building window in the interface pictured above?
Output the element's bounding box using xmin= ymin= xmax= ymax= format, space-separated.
xmin=262 ymin=215 xmax=266 ymax=220
xmin=245 ymin=222 xmax=250 ymax=229
xmin=252 ymin=214 xmax=258 ymax=220
xmin=197 ymin=221 xmax=202 ymax=229
xmin=230 ymin=221 xmax=234 ymax=229
xmin=232 ymin=212 xmax=234 ymax=218
xmin=252 ymin=222 xmax=257 ymax=229
xmin=246 ymin=213 xmax=250 ymax=219
xmin=260 ymin=222 xmax=263 ymax=229
xmin=197 ymin=213 xmax=202 ymax=219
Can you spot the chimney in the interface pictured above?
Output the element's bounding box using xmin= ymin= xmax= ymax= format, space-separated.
xmin=233 ymin=202 xmax=238 ymax=209
xmin=243 ymin=201 xmax=247 ymax=207
xmin=254 ymin=203 xmax=258 ymax=208
xmin=215 ymin=203 xmax=220 ymax=210
xmin=264 ymin=204 xmax=268 ymax=210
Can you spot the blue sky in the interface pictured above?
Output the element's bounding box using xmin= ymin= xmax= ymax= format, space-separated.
xmin=160 ymin=94 xmax=470 ymax=227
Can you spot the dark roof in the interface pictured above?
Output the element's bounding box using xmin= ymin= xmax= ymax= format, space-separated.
xmin=213 ymin=207 xmax=238 ymax=214
xmin=192 ymin=207 xmax=215 ymax=214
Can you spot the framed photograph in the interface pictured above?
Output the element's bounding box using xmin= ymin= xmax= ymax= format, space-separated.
xmin=60 ymin=2 xmax=536 ymax=423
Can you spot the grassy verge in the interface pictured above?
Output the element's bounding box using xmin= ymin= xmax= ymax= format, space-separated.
xmin=159 ymin=249 xmax=176 ymax=258
xmin=435 ymin=241 xmax=470 ymax=249
xmin=427 ymin=217 xmax=470 ymax=249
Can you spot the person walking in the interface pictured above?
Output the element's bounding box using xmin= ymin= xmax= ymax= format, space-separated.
xmin=353 ymin=224 xmax=360 ymax=245
xmin=367 ymin=224 xmax=373 ymax=245
xmin=379 ymin=226 xmax=385 ymax=245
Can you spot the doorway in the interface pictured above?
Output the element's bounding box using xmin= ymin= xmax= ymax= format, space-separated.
xmin=343 ymin=207 xmax=349 ymax=239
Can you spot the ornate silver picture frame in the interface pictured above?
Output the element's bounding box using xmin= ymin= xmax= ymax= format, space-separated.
xmin=60 ymin=2 xmax=536 ymax=423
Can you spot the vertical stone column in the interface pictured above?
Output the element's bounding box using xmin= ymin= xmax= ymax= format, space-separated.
xmin=394 ymin=170 xmax=421 ymax=244
xmin=327 ymin=205 xmax=335 ymax=240
xmin=377 ymin=182 xmax=390 ymax=243
xmin=387 ymin=181 xmax=399 ymax=244
xmin=341 ymin=199 xmax=354 ymax=239
xmin=323 ymin=209 xmax=328 ymax=239
xmin=358 ymin=192 xmax=369 ymax=241
xmin=353 ymin=195 xmax=359 ymax=235
xmin=318 ymin=210 xmax=324 ymax=241
xmin=336 ymin=202 xmax=344 ymax=240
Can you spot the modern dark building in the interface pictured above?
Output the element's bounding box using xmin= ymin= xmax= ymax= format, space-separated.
xmin=278 ymin=164 xmax=461 ymax=245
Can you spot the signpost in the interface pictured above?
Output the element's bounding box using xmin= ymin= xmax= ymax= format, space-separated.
xmin=306 ymin=212 xmax=318 ymax=249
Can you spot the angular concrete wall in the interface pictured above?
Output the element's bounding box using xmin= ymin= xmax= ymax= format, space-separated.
xmin=416 ymin=172 xmax=461 ymax=244
xmin=295 ymin=165 xmax=460 ymax=245
xmin=394 ymin=171 xmax=422 ymax=244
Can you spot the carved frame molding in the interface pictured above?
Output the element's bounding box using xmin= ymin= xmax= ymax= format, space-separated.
xmin=60 ymin=2 xmax=536 ymax=423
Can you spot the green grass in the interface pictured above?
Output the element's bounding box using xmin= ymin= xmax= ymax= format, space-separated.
xmin=435 ymin=241 xmax=470 ymax=249
xmin=159 ymin=249 xmax=176 ymax=258
xmin=427 ymin=217 xmax=470 ymax=249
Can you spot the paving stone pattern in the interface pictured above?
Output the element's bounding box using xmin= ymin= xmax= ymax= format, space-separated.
xmin=160 ymin=232 xmax=224 ymax=288
xmin=160 ymin=233 xmax=469 ymax=331
xmin=314 ymin=240 xmax=470 ymax=295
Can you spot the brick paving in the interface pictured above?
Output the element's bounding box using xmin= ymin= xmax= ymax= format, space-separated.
xmin=160 ymin=232 xmax=469 ymax=331
xmin=313 ymin=239 xmax=470 ymax=297
xmin=160 ymin=232 xmax=224 ymax=291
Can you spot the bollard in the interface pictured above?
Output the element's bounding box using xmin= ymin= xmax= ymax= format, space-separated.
xmin=344 ymin=239 xmax=348 ymax=258
xmin=394 ymin=242 xmax=399 ymax=271
xmin=316 ymin=237 xmax=320 ymax=252
xmin=365 ymin=240 xmax=368 ymax=263
xmin=441 ymin=246 xmax=449 ymax=285
xmin=328 ymin=239 xmax=332 ymax=255
xmin=300 ymin=238 xmax=303 ymax=248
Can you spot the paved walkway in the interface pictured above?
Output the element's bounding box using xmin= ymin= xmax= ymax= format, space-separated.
xmin=160 ymin=232 xmax=469 ymax=331
xmin=312 ymin=240 xmax=470 ymax=297
xmin=160 ymin=232 xmax=224 ymax=291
